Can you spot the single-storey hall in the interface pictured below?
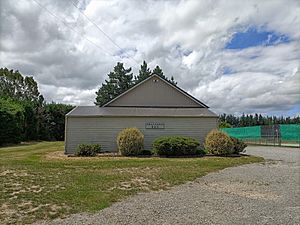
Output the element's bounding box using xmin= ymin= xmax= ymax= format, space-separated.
xmin=65 ymin=74 xmax=218 ymax=154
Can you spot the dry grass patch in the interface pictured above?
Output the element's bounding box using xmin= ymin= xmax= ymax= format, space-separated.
xmin=205 ymin=181 xmax=279 ymax=200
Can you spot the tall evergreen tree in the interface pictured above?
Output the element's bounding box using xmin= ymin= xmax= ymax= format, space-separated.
xmin=152 ymin=65 xmax=165 ymax=79
xmin=152 ymin=65 xmax=177 ymax=85
xmin=95 ymin=62 xmax=133 ymax=106
xmin=135 ymin=61 xmax=152 ymax=84
xmin=170 ymin=76 xmax=177 ymax=85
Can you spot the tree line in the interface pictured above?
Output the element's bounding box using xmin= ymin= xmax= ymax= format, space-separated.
xmin=0 ymin=68 xmax=74 ymax=145
xmin=0 ymin=61 xmax=175 ymax=145
xmin=219 ymin=113 xmax=300 ymax=128
xmin=1 ymin=62 xmax=298 ymax=145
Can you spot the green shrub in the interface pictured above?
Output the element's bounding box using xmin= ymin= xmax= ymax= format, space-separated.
xmin=231 ymin=137 xmax=247 ymax=154
xmin=219 ymin=121 xmax=232 ymax=128
xmin=75 ymin=144 xmax=101 ymax=157
xmin=195 ymin=148 xmax=207 ymax=156
xmin=0 ymin=98 xmax=24 ymax=145
xmin=139 ymin=149 xmax=153 ymax=156
xmin=117 ymin=128 xmax=144 ymax=156
xmin=153 ymin=136 xmax=200 ymax=156
xmin=204 ymin=129 xmax=234 ymax=155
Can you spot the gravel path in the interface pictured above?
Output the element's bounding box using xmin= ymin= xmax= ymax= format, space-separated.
xmin=34 ymin=146 xmax=300 ymax=225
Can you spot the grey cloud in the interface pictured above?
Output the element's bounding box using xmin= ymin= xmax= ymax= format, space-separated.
xmin=0 ymin=0 xmax=299 ymax=116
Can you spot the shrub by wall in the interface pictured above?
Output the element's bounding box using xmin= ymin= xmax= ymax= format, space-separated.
xmin=0 ymin=98 xmax=24 ymax=145
xmin=153 ymin=136 xmax=200 ymax=156
xmin=75 ymin=144 xmax=101 ymax=157
xmin=195 ymin=148 xmax=207 ymax=156
xmin=231 ymin=137 xmax=247 ymax=154
xmin=117 ymin=127 xmax=144 ymax=156
xmin=204 ymin=129 xmax=234 ymax=155
xmin=139 ymin=149 xmax=153 ymax=156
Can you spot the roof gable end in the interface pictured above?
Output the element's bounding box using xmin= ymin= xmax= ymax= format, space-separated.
xmin=104 ymin=74 xmax=208 ymax=108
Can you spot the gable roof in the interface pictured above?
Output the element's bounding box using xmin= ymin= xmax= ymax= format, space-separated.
xmin=103 ymin=74 xmax=209 ymax=108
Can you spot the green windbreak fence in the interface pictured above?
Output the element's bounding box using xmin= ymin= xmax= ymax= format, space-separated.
xmin=221 ymin=126 xmax=261 ymax=140
xmin=280 ymin=124 xmax=300 ymax=141
xmin=221 ymin=124 xmax=300 ymax=147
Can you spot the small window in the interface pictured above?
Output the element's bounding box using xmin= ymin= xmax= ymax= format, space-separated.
xmin=153 ymin=79 xmax=159 ymax=83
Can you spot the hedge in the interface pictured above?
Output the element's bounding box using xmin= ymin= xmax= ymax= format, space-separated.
xmin=0 ymin=98 xmax=24 ymax=145
xmin=153 ymin=136 xmax=200 ymax=156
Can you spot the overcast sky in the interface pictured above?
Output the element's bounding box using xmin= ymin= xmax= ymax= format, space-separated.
xmin=1 ymin=0 xmax=299 ymax=116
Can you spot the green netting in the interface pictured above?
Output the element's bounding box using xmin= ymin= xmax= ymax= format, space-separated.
xmin=221 ymin=126 xmax=261 ymax=139
xmin=280 ymin=124 xmax=300 ymax=141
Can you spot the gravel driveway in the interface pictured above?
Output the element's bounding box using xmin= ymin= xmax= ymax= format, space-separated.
xmin=34 ymin=146 xmax=300 ymax=225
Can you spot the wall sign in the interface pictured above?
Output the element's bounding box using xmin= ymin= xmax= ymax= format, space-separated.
xmin=145 ymin=122 xmax=165 ymax=129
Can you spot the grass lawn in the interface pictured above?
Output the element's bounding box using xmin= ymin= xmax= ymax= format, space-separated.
xmin=0 ymin=142 xmax=263 ymax=224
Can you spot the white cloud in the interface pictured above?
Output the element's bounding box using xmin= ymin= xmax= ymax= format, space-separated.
xmin=40 ymin=84 xmax=96 ymax=106
xmin=0 ymin=0 xmax=299 ymax=116
xmin=194 ymin=69 xmax=300 ymax=114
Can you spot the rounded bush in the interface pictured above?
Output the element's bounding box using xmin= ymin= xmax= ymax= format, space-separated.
xmin=117 ymin=127 xmax=144 ymax=156
xmin=76 ymin=144 xmax=101 ymax=157
xmin=153 ymin=136 xmax=200 ymax=156
xmin=204 ymin=129 xmax=234 ymax=155
xmin=231 ymin=137 xmax=247 ymax=154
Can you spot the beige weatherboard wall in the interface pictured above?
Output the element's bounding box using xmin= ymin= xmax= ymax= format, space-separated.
xmin=65 ymin=75 xmax=218 ymax=154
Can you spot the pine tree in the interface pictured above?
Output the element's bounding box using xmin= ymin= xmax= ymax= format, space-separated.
xmin=258 ymin=114 xmax=264 ymax=125
xmin=152 ymin=65 xmax=165 ymax=78
xmin=254 ymin=113 xmax=259 ymax=125
xmin=135 ymin=61 xmax=152 ymax=84
xmin=170 ymin=76 xmax=177 ymax=85
xmin=95 ymin=62 xmax=133 ymax=106
xmin=239 ymin=113 xmax=246 ymax=126
xmin=152 ymin=65 xmax=177 ymax=85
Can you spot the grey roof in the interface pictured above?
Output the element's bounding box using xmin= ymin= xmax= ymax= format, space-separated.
xmin=67 ymin=106 xmax=218 ymax=117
